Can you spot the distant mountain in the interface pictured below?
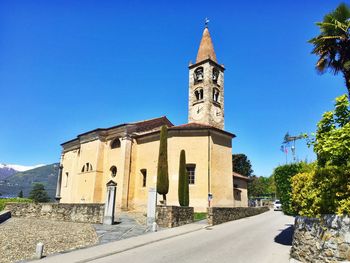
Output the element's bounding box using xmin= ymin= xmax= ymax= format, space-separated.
xmin=0 ymin=163 xmax=58 ymax=199
xmin=0 ymin=165 xmax=17 ymax=180
xmin=0 ymin=163 xmax=45 ymax=181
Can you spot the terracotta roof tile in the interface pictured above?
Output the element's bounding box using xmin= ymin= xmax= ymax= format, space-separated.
xmin=132 ymin=116 xmax=174 ymax=133
xmin=233 ymin=172 xmax=250 ymax=181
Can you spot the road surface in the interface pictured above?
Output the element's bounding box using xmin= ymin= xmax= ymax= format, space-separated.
xmin=90 ymin=210 xmax=294 ymax=263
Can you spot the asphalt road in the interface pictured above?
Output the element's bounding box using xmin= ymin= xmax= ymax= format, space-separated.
xmin=90 ymin=210 xmax=294 ymax=263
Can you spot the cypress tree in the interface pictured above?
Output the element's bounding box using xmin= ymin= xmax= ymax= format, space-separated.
xmin=18 ymin=190 xmax=23 ymax=198
xmin=178 ymin=150 xmax=189 ymax=206
xmin=157 ymin=125 xmax=169 ymax=205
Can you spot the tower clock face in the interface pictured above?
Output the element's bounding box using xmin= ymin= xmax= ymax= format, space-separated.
xmin=210 ymin=105 xmax=223 ymax=123
xmin=191 ymin=105 xmax=204 ymax=120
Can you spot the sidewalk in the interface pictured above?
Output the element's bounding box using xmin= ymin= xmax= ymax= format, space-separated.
xmin=32 ymin=220 xmax=208 ymax=263
xmin=94 ymin=212 xmax=149 ymax=244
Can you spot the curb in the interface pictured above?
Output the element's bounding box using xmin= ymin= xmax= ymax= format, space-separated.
xmin=33 ymin=222 xmax=207 ymax=262
xmin=77 ymin=226 xmax=205 ymax=263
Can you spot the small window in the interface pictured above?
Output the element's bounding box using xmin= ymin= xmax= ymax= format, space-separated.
xmin=65 ymin=172 xmax=69 ymax=187
xmin=111 ymin=138 xmax=121 ymax=149
xmin=110 ymin=166 xmax=117 ymax=177
xmin=194 ymin=88 xmax=204 ymax=101
xmin=213 ymin=88 xmax=220 ymax=102
xmin=186 ymin=164 xmax=196 ymax=185
xmin=141 ymin=169 xmax=147 ymax=187
xmin=212 ymin=68 xmax=219 ymax=83
xmin=194 ymin=67 xmax=204 ymax=83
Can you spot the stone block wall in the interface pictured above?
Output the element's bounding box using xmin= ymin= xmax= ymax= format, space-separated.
xmin=156 ymin=206 xmax=194 ymax=228
xmin=207 ymin=206 xmax=269 ymax=226
xmin=291 ymin=215 xmax=350 ymax=262
xmin=4 ymin=203 xmax=104 ymax=224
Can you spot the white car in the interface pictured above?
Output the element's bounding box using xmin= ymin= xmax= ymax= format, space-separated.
xmin=274 ymin=200 xmax=282 ymax=211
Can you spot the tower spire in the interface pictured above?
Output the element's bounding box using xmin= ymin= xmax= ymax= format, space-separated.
xmin=196 ymin=22 xmax=217 ymax=63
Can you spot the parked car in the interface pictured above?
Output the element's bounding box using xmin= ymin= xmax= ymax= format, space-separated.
xmin=273 ymin=200 xmax=282 ymax=211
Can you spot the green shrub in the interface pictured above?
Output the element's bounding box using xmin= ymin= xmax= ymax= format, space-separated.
xmin=291 ymin=164 xmax=350 ymax=217
xmin=291 ymin=172 xmax=321 ymax=217
xmin=273 ymin=163 xmax=306 ymax=215
xmin=290 ymin=95 xmax=350 ymax=217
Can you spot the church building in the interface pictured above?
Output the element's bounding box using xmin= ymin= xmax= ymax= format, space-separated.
xmin=55 ymin=25 xmax=248 ymax=212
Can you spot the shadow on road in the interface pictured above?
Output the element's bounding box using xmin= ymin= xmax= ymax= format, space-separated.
xmin=274 ymin=224 xmax=294 ymax=246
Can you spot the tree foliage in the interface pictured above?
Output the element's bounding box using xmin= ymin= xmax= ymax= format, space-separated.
xmin=29 ymin=183 xmax=50 ymax=203
xmin=18 ymin=190 xmax=23 ymax=198
xmin=312 ymin=94 xmax=350 ymax=167
xmin=247 ymin=175 xmax=275 ymax=198
xmin=232 ymin=154 xmax=253 ymax=177
xmin=291 ymin=95 xmax=350 ymax=216
xmin=157 ymin=125 xmax=169 ymax=204
xmin=178 ymin=150 xmax=189 ymax=207
xmin=309 ymin=3 xmax=350 ymax=96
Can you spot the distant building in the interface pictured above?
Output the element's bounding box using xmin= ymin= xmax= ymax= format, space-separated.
xmin=55 ymin=25 xmax=248 ymax=212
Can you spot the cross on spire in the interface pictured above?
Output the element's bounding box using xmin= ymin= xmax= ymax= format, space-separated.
xmin=205 ymin=17 xmax=210 ymax=28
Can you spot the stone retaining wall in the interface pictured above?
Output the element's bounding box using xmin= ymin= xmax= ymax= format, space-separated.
xmin=207 ymin=206 xmax=269 ymax=226
xmin=4 ymin=203 xmax=104 ymax=224
xmin=291 ymin=215 xmax=350 ymax=262
xmin=156 ymin=206 xmax=194 ymax=228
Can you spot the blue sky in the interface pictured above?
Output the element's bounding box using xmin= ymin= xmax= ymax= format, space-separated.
xmin=0 ymin=0 xmax=346 ymax=176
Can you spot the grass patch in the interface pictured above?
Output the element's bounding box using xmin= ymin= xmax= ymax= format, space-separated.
xmin=194 ymin=212 xmax=207 ymax=221
xmin=0 ymin=198 xmax=32 ymax=211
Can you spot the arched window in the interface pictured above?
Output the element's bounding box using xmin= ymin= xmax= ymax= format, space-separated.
xmin=81 ymin=162 xmax=93 ymax=173
xmin=194 ymin=88 xmax=204 ymax=101
xmin=194 ymin=67 xmax=204 ymax=83
xmin=110 ymin=166 xmax=117 ymax=177
xmin=212 ymin=68 xmax=219 ymax=83
xmin=111 ymin=138 xmax=121 ymax=149
xmin=213 ymin=88 xmax=220 ymax=102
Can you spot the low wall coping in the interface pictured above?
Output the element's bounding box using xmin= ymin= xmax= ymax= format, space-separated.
xmin=0 ymin=210 xmax=11 ymax=224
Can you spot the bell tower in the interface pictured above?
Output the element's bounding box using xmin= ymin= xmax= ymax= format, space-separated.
xmin=188 ymin=24 xmax=225 ymax=130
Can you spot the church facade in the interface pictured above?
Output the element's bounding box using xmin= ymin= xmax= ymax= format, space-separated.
xmin=55 ymin=26 xmax=248 ymax=212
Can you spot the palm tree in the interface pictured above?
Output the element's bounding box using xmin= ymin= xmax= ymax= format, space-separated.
xmin=309 ymin=3 xmax=350 ymax=97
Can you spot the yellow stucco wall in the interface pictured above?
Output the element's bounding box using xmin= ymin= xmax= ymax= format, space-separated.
xmin=129 ymin=132 xmax=210 ymax=212
xmin=233 ymin=178 xmax=248 ymax=207
xmin=210 ymin=132 xmax=234 ymax=207
xmin=59 ymin=129 xmax=239 ymax=213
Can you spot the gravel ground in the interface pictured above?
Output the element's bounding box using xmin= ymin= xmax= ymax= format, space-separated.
xmin=0 ymin=218 xmax=98 ymax=263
